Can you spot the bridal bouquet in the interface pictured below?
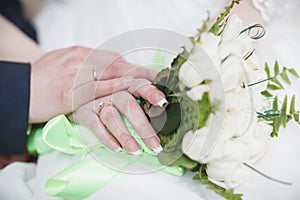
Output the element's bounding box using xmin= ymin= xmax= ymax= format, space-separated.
xmin=27 ymin=1 xmax=300 ymax=199
xmin=138 ymin=0 xmax=299 ymax=199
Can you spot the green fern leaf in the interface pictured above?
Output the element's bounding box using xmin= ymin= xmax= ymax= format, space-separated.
xmin=274 ymin=61 xmax=280 ymax=76
xmin=280 ymin=95 xmax=288 ymax=128
xmin=265 ymin=63 xmax=271 ymax=78
xmin=288 ymin=68 xmax=299 ymax=78
xmin=280 ymin=68 xmax=291 ymax=85
xmin=261 ymin=90 xmax=273 ymax=97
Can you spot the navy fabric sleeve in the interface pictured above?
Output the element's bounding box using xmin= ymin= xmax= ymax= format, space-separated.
xmin=0 ymin=61 xmax=30 ymax=154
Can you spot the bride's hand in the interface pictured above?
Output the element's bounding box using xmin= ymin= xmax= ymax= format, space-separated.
xmin=29 ymin=46 xmax=158 ymax=123
xmin=69 ymin=79 xmax=167 ymax=154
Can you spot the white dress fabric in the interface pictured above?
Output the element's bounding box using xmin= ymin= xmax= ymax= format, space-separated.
xmin=1 ymin=0 xmax=300 ymax=199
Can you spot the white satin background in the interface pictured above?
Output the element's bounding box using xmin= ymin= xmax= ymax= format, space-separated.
xmin=1 ymin=0 xmax=300 ymax=199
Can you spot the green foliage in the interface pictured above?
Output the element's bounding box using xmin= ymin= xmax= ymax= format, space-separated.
xmin=158 ymin=129 xmax=182 ymax=151
xmin=150 ymin=102 xmax=181 ymax=136
xmin=197 ymin=92 xmax=212 ymax=129
xmin=157 ymin=92 xmax=212 ymax=151
xmin=180 ymin=93 xmax=203 ymax=133
xmin=260 ymin=90 xmax=273 ymax=97
xmin=157 ymin=150 xmax=199 ymax=170
xmin=193 ymin=165 xmax=243 ymax=200
xmin=153 ymin=68 xmax=181 ymax=96
xmin=260 ymin=61 xmax=299 ymax=95
xmin=209 ymin=0 xmax=241 ymax=35
xmin=258 ymin=95 xmax=300 ymax=137
xmin=254 ymin=61 xmax=300 ymax=137
xmin=170 ymin=47 xmax=190 ymax=72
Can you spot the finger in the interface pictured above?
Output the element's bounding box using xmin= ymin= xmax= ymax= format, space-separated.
xmin=69 ymin=110 xmax=121 ymax=152
xmin=109 ymin=91 xmax=163 ymax=153
xmin=74 ymin=49 xmax=156 ymax=86
xmin=128 ymin=79 xmax=168 ymax=107
xmin=98 ymin=104 xmax=141 ymax=154
xmin=72 ymin=49 xmax=126 ymax=87
xmin=101 ymin=62 xmax=157 ymax=82
xmin=72 ymin=76 xmax=134 ymax=110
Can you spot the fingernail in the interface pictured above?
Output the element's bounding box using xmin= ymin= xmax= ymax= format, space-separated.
xmin=152 ymin=145 xmax=163 ymax=154
xmin=114 ymin=147 xmax=122 ymax=153
xmin=157 ymin=98 xmax=168 ymax=108
xmin=130 ymin=149 xmax=142 ymax=155
xmin=147 ymin=136 xmax=161 ymax=150
xmin=125 ymin=139 xmax=140 ymax=154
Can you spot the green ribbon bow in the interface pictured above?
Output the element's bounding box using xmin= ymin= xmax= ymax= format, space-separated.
xmin=27 ymin=115 xmax=184 ymax=199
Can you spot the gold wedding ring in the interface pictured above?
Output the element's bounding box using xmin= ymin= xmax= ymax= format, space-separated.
xmin=97 ymin=101 xmax=113 ymax=115
xmin=92 ymin=69 xmax=97 ymax=81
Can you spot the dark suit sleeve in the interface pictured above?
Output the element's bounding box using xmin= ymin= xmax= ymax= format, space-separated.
xmin=0 ymin=61 xmax=30 ymax=154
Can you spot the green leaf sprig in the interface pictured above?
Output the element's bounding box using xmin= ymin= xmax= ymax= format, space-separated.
xmin=251 ymin=61 xmax=299 ymax=95
xmin=253 ymin=61 xmax=300 ymax=137
xmin=258 ymin=95 xmax=300 ymax=137
xmin=209 ymin=0 xmax=241 ymax=35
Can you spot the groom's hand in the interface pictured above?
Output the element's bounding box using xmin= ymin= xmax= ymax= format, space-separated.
xmin=29 ymin=46 xmax=158 ymax=123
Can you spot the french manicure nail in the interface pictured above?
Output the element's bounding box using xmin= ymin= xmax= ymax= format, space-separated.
xmin=114 ymin=147 xmax=122 ymax=153
xmin=125 ymin=139 xmax=140 ymax=154
xmin=148 ymin=136 xmax=161 ymax=150
xmin=157 ymin=98 xmax=168 ymax=108
xmin=130 ymin=149 xmax=142 ymax=155
xmin=152 ymin=145 xmax=163 ymax=154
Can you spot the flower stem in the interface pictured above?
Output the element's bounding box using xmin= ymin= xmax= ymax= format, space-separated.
xmin=243 ymin=162 xmax=292 ymax=185
xmin=248 ymin=77 xmax=272 ymax=87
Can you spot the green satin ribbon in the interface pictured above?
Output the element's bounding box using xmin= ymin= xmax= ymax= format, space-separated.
xmin=27 ymin=115 xmax=184 ymax=199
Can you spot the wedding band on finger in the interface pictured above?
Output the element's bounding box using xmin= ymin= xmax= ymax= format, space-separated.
xmin=97 ymin=101 xmax=113 ymax=115
xmin=92 ymin=68 xmax=98 ymax=81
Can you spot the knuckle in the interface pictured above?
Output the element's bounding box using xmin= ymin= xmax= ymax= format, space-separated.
xmin=100 ymin=107 xmax=117 ymax=122
xmin=64 ymin=46 xmax=89 ymax=67
xmin=107 ymin=79 xmax=119 ymax=92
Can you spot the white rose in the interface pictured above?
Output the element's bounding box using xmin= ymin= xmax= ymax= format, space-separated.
xmin=199 ymin=32 xmax=221 ymax=66
xmin=218 ymin=40 xmax=252 ymax=60
xmin=182 ymin=127 xmax=249 ymax=164
xmin=179 ymin=60 xmax=204 ymax=87
xmin=220 ymin=56 xmax=246 ymax=91
xmin=221 ymin=15 xmax=243 ymax=42
xmin=219 ymin=15 xmax=254 ymax=59
xmin=247 ymin=62 xmax=268 ymax=93
xmin=207 ymin=160 xmax=252 ymax=189
xmin=202 ymin=137 xmax=249 ymax=164
xmin=179 ymin=43 xmax=217 ymax=88
xmin=182 ymin=128 xmax=226 ymax=163
xmin=219 ymin=88 xmax=257 ymax=138
xmin=182 ymin=128 xmax=208 ymax=162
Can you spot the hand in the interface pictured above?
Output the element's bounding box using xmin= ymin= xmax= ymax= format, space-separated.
xmin=69 ymin=79 xmax=167 ymax=154
xmin=29 ymin=46 xmax=158 ymax=123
